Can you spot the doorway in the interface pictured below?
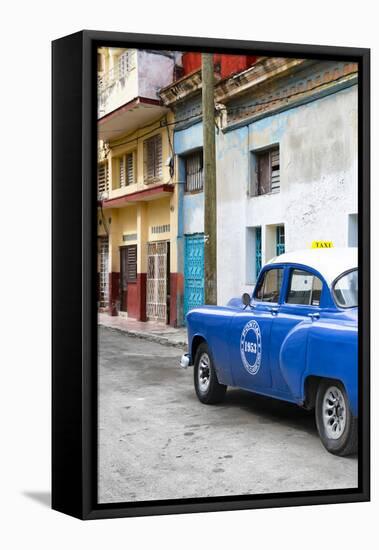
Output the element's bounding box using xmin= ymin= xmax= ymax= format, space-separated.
xmin=120 ymin=245 xmax=137 ymax=313
xmin=146 ymin=241 xmax=170 ymax=322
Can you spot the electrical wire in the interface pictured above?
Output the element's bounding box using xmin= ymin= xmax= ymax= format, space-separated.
xmin=99 ymin=71 xmax=356 ymax=156
xmin=99 ymin=203 xmax=110 ymax=236
xmin=222 ymin=71 xmax=357 ymax=116
xmin=99 ymin=111 xmax=203 ymax=152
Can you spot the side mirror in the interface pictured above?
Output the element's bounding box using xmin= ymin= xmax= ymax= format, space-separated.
xmin=242 ymin=293 xmax=251 ymax=308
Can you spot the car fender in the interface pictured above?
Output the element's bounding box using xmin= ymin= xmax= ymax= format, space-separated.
xmin=301 ymin=320 xmax=358 ymax=416
xmin=187 ymin=307 xmax=235 ymax=386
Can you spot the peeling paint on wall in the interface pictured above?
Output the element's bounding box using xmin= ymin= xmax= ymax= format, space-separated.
xmin=217 ymin=85 xmax=358 ymax=305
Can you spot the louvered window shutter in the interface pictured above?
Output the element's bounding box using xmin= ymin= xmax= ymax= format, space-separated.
xmin=98 ymin=163 xmax=108 ymax=195
xmin=143 ymin=140 xmax=150 ymax=184
xmin=126 ymin=245 xmax=137 ymax=282
xmin=126 ymin=153 xmax=134 ymax=185
xmin=144 ymin=135 xmax=162 ymax=184
xmin=270 ymin=148 xmax=280 ymax=192
xmin=185 ymin=150 xmax=204 ymax=192
xmin=155 ymin=134 xmax=162 ymax=180
xmin=119 ymin=157 xmax=125 ymax=187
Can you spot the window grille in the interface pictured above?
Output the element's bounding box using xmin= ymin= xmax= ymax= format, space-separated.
xmin=276 ymin=225 xmax=285 ymax=255
xmin=151 ymin=224 xmax=170 ymax=235
xmin=146 ymin=241 xmax=169 ymax=322
xmin=98 ymin=237 xmax=109 ymax=308
xmin=255 ymin=227 xmax=262 ymax=279
xmin=119 ymin=152 xmax=135 ymax=187
xmin=143 ymin=134 xmax=163 ymax=184
xmin=185 ymin=150 xmax=204 ymax=192
xmin=97 ymin=163 xmax=109 ymax=197
xmin=118 ymin=50 xmax=135 ymax=79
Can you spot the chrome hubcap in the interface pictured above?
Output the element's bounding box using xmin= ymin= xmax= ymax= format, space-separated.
xmin=322 ymin=386 xmax=347 ymax=440
xmin=198 ymin=353 xmax=211 ymax=393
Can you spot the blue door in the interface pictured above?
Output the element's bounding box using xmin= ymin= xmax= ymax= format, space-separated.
xmin=269 ymin=267 xmax=324 ymax=393
xmin=184 ymin=234 xmax=204 ymax=318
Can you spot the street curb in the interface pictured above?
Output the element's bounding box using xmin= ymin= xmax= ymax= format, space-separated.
xmin=98 ymin=323 xmax=188 ymax=350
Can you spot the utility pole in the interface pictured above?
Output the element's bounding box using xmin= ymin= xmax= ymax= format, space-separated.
xmin=202 ymin=53 xmax=217 ymax=305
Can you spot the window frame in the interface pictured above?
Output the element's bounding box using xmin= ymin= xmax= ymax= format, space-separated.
xmin=118 ymin=150 xmax=136 ymax=188
xmin=285 ymin=268 xmax=324 ymax=308
xmin=97 ymin=161 xmax=109 ymax=197
xmin=254 ymin=267 xmax=284 ymax=304
xmin=332 ymin=268 xmax=358 ymax=309
xmin=250 ymin=145 xmax=280 ymax=197
xmin=120 ymin=244 xmax=137 ymax=284
xmin=184 ymin=148 xmax=204 ymax=194
xmin=143 ymin=133 xmax=163 ymax=185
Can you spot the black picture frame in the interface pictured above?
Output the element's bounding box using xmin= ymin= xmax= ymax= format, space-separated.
xmin=52 ymin=30 xmax=370 ymax=520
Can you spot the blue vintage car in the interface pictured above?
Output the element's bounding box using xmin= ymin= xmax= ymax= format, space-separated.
xmin=180 ymin=248 xmax=358 ymax=456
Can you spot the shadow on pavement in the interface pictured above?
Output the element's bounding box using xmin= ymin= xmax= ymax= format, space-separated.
xmin=22 ymin=491 xmax=51 ymax=507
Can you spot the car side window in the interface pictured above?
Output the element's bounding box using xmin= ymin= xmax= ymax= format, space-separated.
xmin=255 ymin=268 xmax=283 ymax=303
xmin=286 ymin=269 xmax=323 ymax=306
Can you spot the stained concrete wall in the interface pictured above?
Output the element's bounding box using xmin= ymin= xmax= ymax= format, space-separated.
xmin=217 ymin=85 xmax=358 ymax=305
xmin=174 ymin=122 xmax=204 ymax=236
xmin=98 ymin=49 xmax=175 ymax=118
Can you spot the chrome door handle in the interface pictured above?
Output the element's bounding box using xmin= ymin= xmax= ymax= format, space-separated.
xmin=270 ymin=306 xmax=279 ymax=315
xmin=308 ymin=312 xmax=320 ymax=321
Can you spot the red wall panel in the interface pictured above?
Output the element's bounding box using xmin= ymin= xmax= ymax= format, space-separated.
xmin=182 ymin=53 xmax=257 ymax=79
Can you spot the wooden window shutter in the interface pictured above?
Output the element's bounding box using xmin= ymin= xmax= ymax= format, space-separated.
xmin=257 ymin=152 xmax=271 ymax=195
xmin=97 ymin=163 xmax=108 ymax=195
xmin=144 ymin=134 xmax=162 ymax=184
xmin=126 ymin=245 xmax=137 ymax=282
xmin=270 ymin=148 xmax=280 ymax=192
xmin=119 ymin=157 xmax=125 ymax=187
xmin=126 ymin=152 xmax=134 ymax=185
xmin=185 ymin=150 xmax=204 ymax=192
xmin=155 ymin=134 xmax=162 ymax=180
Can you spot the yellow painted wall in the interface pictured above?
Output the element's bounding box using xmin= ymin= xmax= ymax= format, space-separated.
xmin=97 ymin=111 xmax=179 ymax=274
xmin=147 ymin=198 xmax=170 ymax=239
xmin=108 ymin=206 xmax=138 ymax=272
xmin=106 ymin=114 xmax=175 ymax=198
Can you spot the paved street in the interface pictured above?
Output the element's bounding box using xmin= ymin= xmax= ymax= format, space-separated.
xmin=98 ymin=326 xmax=358 ymax=503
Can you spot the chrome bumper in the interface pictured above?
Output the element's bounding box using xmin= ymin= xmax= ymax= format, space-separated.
xmin=180 ymin=353 xmax=190 ymax=369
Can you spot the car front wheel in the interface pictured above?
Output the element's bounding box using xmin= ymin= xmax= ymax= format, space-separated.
xmin=194 ymin=343 xmax=227 ymax=404
xmin=315 ymin=380 xmax=357 ymax=456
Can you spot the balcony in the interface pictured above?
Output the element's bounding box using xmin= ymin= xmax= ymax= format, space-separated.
xmin=98 ymin=48 xmax=177 ymax=141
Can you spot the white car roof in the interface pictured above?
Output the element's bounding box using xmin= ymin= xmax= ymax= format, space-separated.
xmin=267 ymin=247 xmax=358 ymax=286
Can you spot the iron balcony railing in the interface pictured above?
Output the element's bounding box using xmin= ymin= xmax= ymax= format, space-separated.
xmin=98 ymin=51 xmax=136 ymax=93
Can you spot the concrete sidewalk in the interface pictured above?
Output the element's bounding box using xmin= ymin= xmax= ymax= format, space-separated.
xmin=98 ymin=313 xmax=188 ymax=349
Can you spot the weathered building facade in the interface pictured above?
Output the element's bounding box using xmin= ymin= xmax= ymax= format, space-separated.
xmin=98 ymin=50 xmax=358 ymax=326
xmin=97 ymin=47 xmax=183 ymax=325
xmin=161 ymin=55 xmax=358 ymax=312
xmin=215 ymin=57 xmax=358 ymax=304
xmin=160 ymin=54 xmax=257 ymax=324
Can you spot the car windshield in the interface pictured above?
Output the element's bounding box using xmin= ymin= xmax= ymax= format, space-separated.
xmin=333 ymin=269 xmax=358 ymax=308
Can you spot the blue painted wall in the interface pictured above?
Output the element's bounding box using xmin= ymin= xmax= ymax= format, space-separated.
xmin=174 ymin=122 xmax=205 ymax=236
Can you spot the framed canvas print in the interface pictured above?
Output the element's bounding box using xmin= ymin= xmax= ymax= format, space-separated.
xmin=52 ymin=30 xmax=370 ymax=520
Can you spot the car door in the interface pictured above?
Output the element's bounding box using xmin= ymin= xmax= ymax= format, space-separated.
xmin=269 ymin=266 xmax=324 ymax=394
xmin=229 ymin=267 xmax=284 ymax=391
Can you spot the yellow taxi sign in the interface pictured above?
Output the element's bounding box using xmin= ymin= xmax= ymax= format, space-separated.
xmin=312 ymin=241 xmax=334 ymax=249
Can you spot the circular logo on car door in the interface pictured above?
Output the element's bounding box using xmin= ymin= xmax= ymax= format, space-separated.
xmin=240 ymin=320 xmax=262 ymax=375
